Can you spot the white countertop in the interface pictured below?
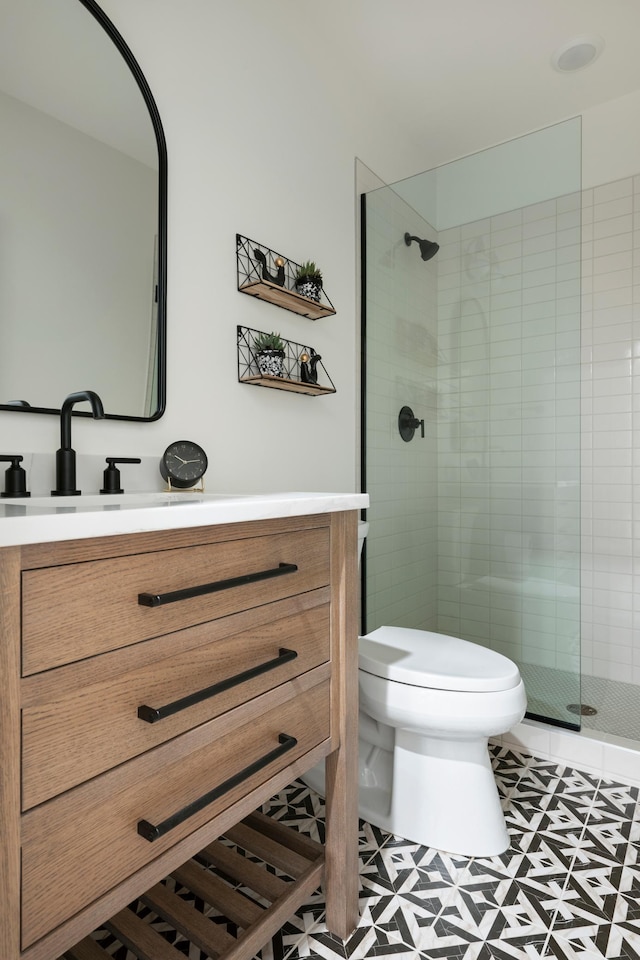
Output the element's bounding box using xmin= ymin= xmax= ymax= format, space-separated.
xmin=0 ymin=491 xmax=369 ymax=547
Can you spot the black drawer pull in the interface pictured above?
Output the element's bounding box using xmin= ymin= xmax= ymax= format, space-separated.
xmin=138 ymin=647 xmax=298 ymax=723
xmin=137 ymin=732 xmax=297 ymax=842
xmin=138 ymin=562 xmax=298 ymax=607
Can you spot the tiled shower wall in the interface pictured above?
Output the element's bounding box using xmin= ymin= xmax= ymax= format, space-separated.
xmin=435 ymin=196 xmax=582 ymax=689
xmin=364 ymin=174 xmax=640 ymax=698
xmin=436 ymin=176 xmax=640 ymax=689
xmin=363 ymin=189 xmax=438 ymax=633
xmin=581 ymin=176 xmax=640 ymax=685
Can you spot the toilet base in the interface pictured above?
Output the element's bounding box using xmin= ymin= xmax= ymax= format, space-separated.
xmin=385 ymin=729 xmax=510 ymax=857
xmin=302 ymin=730 xmax=510 ymax=858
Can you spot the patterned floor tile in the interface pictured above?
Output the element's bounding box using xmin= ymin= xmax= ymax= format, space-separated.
xmin=370 ymin=838 xmax=469 ymax=895
xmin=295 ymin=903 xmax=412 ymax=959
xmin=513 ymin=776 xmax=597 ymax=807
xmin=413 ymin=882 xmax=553 ymax=956
xmin=258 ymin=780 xmax=328 ymax=843
xmin=580 ymin=823 xmax=636 ymax=869
xmin=72 ymin=754 xmax=640 ymax=960
xmin=542 ymin=924 xmax=640 ymax=960
xmin=377 ymin=852 xmax=471 ymax=949
xmin=506 ymin=796 xmax=585 ymax=844
xmin=518 ymin=761 xmax=600 ymax=798
xmin=491 ymin=746 xmax=533 ymax=796
xmin=360 ymin=820 xmax=398 ymax=862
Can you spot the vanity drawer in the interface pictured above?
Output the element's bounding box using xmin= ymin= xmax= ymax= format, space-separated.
xmin=22 ymin=596 xmax=330 ymax=808
xmin=21 ymin=678 xmax=330 ymax=948
xmin=22 ymin=526 xmax=329 ymax=674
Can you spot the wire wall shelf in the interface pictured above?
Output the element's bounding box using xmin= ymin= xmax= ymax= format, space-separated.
xmin=237 ymin=326 xmax=336 ymax=397
xmin=236 ymin=234 xmax=336 ymax=319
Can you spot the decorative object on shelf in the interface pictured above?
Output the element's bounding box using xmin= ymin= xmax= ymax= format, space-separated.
xmin=294 ymin=261 xmax=323 ymax=303
xmin=300 ymin=349 xmax=322 ymax=384
xmin=309 ymin=349 xmax=322 ymax=384
xmin=253 ymin=330 xmax=286 ymax=377
xmin=159 ymin=440 xmax=208 ymax=490
xmin=253 ymin=248 xmax=285 ymax=286
xmin=238 ymin=326 xmax=336 ymax=397
xmin=236 ymin=234 xmax=336 ymax=319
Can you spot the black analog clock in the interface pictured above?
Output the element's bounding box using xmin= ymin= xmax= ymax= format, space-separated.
xmin=160 ymin=440 xmax=208 ymax=489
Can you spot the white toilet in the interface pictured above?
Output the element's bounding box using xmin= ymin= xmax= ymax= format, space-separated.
xmin=303 ymin=521 xmax=527 ymax=858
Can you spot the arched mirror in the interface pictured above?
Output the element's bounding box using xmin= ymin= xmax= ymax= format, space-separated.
xmin=0 ymin=0 xmax=166 ymax=420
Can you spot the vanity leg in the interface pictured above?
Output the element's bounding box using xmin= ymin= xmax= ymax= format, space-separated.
xmin=0 ymin=548 xmax=22 ymax=960
xmin=324 ymin=512 xmax=359 ymax=940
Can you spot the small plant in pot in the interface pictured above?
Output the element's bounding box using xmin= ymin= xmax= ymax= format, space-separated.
xmin=253 ymin=330 xmax=286 ymax=377
xmin=294 ymin=261 xmax=323 ymax=303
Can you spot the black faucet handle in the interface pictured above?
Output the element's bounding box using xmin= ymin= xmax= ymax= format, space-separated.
xmin=101 ymin=457 xmax=142 ymax=495
xmin=398 ymin=406 xmax=425 ymax=442
xmin=0 ymin=455 xmax=30 ymax=498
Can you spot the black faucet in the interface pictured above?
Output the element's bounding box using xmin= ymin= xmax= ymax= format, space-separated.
xmin=51 ymin=390 xmax=105 ymax=496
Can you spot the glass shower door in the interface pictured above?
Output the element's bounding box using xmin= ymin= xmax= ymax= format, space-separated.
xmin=362 ymin=118 xmax=582 ymax=729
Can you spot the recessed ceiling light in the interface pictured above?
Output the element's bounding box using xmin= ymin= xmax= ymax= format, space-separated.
xmin=551 ymin=35 xmax=604 ymax=72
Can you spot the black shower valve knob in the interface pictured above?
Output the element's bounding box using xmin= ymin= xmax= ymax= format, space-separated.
xmin=101 ymin=457 xmax=142 ymax=494
xmin=0 ymin=455 xmax=30 ymax=498
xmin=398 ymin=406 xmax=425 ymax=442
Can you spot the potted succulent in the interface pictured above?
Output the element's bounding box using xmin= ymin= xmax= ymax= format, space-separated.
xmin=253 ymin=330 xmax=286 ymax=377
xmin=294 ymin=260 xmax=323 ymax=303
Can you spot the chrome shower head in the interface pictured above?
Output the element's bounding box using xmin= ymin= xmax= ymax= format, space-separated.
xmin=404 ymin=232 xmax=439 ymax=262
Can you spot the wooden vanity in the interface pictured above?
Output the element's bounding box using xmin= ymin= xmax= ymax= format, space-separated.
xmin=0 ymin=496 xmax=363 ymax=960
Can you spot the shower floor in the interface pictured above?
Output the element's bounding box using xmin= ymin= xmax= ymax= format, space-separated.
xmin=520 ymin=662 xmax=640 ymax=741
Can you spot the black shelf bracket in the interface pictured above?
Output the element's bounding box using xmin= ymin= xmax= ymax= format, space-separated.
xmin=236 ymin=234 xmax=336 ymax=319
xmin=237 ymin=325 xmax=336 ymax=397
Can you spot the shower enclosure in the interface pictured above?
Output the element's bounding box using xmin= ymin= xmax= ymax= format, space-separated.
xmin=361 ymin=120 xmax=584 ymax=730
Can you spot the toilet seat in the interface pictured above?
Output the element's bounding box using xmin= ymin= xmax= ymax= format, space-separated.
xmin=359 ymin=626 xmax=521 ymax=693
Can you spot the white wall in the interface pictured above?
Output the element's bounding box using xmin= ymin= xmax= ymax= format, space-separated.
xmin=0 ymin=1 xmax=419 ymax=496
xmin=582 ymin=89 xmax=640 ymax=189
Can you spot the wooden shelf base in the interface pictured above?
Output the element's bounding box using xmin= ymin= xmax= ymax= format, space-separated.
xmin=240 ymin=374 xmax=336 ymax=396
xmin=62 ymin=811 xmax=325 ymax=960
xmin=239 ymin=280 xmax=336 ymax=319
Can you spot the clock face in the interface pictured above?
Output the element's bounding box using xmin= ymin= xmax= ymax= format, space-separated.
xmin=160 ymin=441 xmax=208 ymax=489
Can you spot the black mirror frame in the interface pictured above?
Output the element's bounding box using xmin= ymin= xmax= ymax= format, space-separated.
xmin=0 ymin=0 xmax=167 ymax=422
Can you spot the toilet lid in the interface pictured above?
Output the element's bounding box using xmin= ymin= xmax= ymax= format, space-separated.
xmin=359 ymin=626 xmax=521 ymax=692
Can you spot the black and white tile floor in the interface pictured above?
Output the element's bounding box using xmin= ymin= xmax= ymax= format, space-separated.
xmin=95 ymin=746 xmax=639 ymax=960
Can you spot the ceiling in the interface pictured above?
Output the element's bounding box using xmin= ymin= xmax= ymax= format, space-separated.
xmin=309 ymin=0 xmax=640 ymax=173
xmin=5 ymin=1 xmax=640 ymax=180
